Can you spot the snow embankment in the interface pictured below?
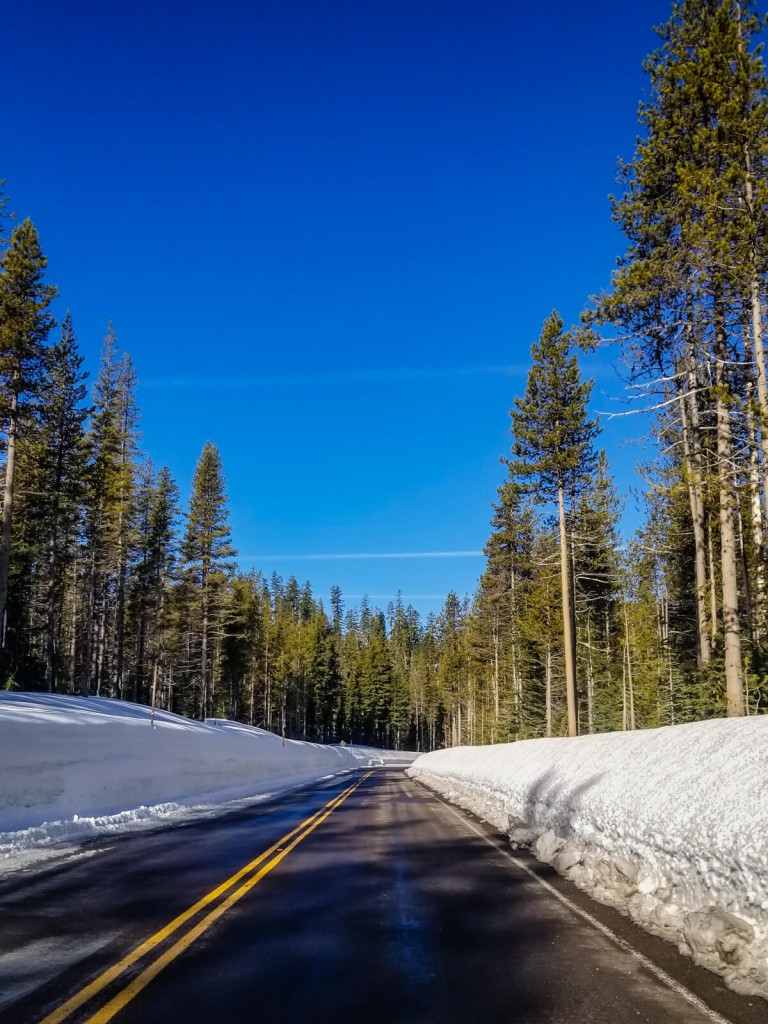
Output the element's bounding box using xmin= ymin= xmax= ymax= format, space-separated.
xmin=408 ymin=718 xmax=768 ymax=999
xmin=0 ymin=692 xmax=413 ymax=871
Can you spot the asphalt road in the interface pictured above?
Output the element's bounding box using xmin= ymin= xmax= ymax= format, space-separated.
xmin=0 ymin=768 xmax=764 ymax=1024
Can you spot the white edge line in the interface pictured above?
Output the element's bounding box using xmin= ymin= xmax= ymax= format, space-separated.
xmin=433 ymin=795 xmax=734 ymax=1024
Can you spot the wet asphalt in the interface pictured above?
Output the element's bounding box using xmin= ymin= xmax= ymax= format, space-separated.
xmin=0 ymin=768 xmax=764 ymax=1024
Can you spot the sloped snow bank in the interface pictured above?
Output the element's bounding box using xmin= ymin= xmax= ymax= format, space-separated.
xmin=0 ymin=692 xmax=413 ymax=871
xmin=407 ymin=718 xmax=768 ymax=1000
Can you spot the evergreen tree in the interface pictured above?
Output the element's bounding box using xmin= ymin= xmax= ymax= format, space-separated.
xmin=0 ymin=220 xmax=56 ymax=658
xmin=129 ymin=462 xmax=180 ymax=704
xmin=510 ymin=312 xmax=598 ymax=735
xmin=477 ymin=479 xmax=537 ymax=741
xmin=586 ymin=0 xmax=768 ymax=715
xmin=38 ymin=314 xmax=89 ymax=690
xmin=83 ymin=326 xmax=139 ymax=697
xmin=574 ymin=451 xmax=622 ymax=731
xmin=182 ymin=441 xmax=236 ymax=719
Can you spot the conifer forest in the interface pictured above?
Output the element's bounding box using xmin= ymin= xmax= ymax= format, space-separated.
xmin=3 ymin=0 xmax=768 ymax=749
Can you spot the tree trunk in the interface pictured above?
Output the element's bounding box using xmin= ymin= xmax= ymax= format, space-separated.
xmin=737 ymin=503 xmax=754 ymax=648
xmin=741 ymin=130 xmax=768 ymax=517
xmin=114 ymin=548 xmax=126 ymax=699
xmin=82 ymin=550 xmax=97 ymax=697
xmin=744 ymin=330 xmax=766 ymax=640
xmin=707 ymin=527 xmax=718 ymax=647
xmin=0 ymin=388 xmax=19 ymax=652
xmin=200 ymin=576 xmax=209 ymax=720
xmin=623 ymin=599 xmax=635 ymax=730
xmin=585 ymin=610 xmax=595 ymax=733
xmin=558 ymin=480 xmax=578 ymax=736
xmin=45 ymin=553 xmax=57 ymax=692
xmin=69 ymin=557 xmax=78 ymax=691
xmin=95 ymin=596 xmax=107 ymax=696
xmin=45 ymin=406 xmax=69 ymax=692
xmin=680 ymin=342 xmax=712 ymax=665
xmin=491 ymin=610 xmax=500 ymax=725
xmin=135 ymin=597 xmax=147 ymax=705
xmin=748 ymin=258 xmax=768 ymax=505
xmin=714 ymin=304 xmax=745 ymax=715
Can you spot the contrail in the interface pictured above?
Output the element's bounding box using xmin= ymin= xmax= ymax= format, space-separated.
xmin=344 ymin=594 xmax=452 ymax=600
xmin=141 ymin=366 xmax=526 ymax=390
xmin=239 ymin=551 xmax=484 ymax=561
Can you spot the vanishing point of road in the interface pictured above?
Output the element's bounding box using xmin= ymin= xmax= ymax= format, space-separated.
xmin=0 ymin=768 xmax=763 ymax=1024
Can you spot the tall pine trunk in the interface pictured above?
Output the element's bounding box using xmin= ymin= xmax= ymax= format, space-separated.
xmin=114 ymin=542 xmax=126 ymax=699
xmin=45 ymin=528 xmax=58 ymax=692
xmin=82 ymin=550 xmax=96 ymax=696
xmin=741 ymin=106 xmax=768 ymax=521
xmin=558 ymin=480 xmax=578 ymax=736
xmin=200 ymin=576 xmax=209 ymax=720
xmin=744 ymin=330 xmax=766 ymax=639
xmin=491 ymin=611 xmax=500 ymax=726
xmin=681 ymin=333 xmax=712 ymax=665
xmin=585 ymin=610 xmax=595 ymax=733
xmin=545 ymin=642 xmax=552 ymax=738
xmin=45 ymin=422 xmax=67 ymax=693
xmin=0 ymin=387 xmax=19 ymax=649
xmin=714 ymin=302 xmax=745 ymax=715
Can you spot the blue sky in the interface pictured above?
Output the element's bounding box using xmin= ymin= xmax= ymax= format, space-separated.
xmin=3 ymin=0 xmax=671 ymax=616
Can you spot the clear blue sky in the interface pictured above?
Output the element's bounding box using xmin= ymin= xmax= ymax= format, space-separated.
xmin=4 ymin=0 xmax=671 ymax=617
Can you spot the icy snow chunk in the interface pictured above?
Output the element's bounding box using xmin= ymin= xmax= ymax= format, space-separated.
xmin=407 ymin=716 xmax=768 ymax=1001
xmin=652 ymin=902 xmax=685 ymax=933
xmin=535 ymin=830 xmax=564 ymax=865
xmin=508 ymin=827 xmax=540 ymax=849
xmin=506 ymin=814 xmax=539 ymax=848
xmin=552 ymin=841 xmax=583 ymax=875
xmin=682 ymin=908 xmax=755 ymax=966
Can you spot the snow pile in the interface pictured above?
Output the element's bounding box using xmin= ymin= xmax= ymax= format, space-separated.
xmin=408 ymin=718 xmax=768 ymax=999
xmin=0 ymin=692 xmax=413 ymax=870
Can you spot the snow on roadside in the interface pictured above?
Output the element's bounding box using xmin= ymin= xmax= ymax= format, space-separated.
xmin=0 ymin=692 xmax=413 ymax=874
xmin=407 ymin=718 xmax=768 ymax=1000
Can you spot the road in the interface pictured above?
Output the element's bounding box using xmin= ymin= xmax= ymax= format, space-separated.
xmin=0 ymin=768 xmax=763 ymax=1024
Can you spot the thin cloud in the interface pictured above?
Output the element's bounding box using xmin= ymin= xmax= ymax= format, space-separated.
xmin=141 ymin=365 xmax=526 ymax=390
xmin=239 ymin=551 xmax=484 ymax=561
xmin=344 ymin=594 xmax=450 ymax=601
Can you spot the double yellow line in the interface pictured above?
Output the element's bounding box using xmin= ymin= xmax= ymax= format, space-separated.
xmin=40 ymin=771 xmax=374 ymax=1024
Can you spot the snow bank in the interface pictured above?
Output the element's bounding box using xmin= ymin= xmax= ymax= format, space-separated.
xmin=0 ymin=693 xmax=413 ymax=871
xmin=408 ymin=718 xmax=768 ymax=999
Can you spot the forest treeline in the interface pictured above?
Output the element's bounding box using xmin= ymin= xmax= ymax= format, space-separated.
xmin=2 ymin=0 xmax=768 ymax=748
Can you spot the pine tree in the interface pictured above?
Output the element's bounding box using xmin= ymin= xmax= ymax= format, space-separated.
xmin=182 ymin=441 xmax=236 ymax=719
xmin=129 ymin=462 xmax=179 ymax=704
xmin=504 ymin=521 xmax=561 ymax=738
xmin=586 ymin=0 xmax=768 ymax=716
xmin=510 ymin=312 xmax=598 ymax=735
xmin=83 ymin=326 xmax=139 ymax=697
xmin=574 ymin=451 xmax=622 ymax=731
xmin=112 ymin=352 xmax=139 ymax=699
xmin=478 ymin=479 xmax=537 ymax=740
xmin=38 ymin=313 xmax=89 ymax=690
xmin=0 ymin=220 xmax=56 ymax=658
xmin=437 ymin=592 xmax=469 ymax=746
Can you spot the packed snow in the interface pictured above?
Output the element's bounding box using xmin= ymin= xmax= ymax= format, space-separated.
xmin=0 ymin=692 xmax=413 ymax=874
xmin=408 ymin=718 xmax=768 ymax=1000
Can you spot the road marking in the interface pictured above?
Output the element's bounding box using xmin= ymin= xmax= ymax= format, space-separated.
xmin=434 ymin=794 xmax=734 ymax=1024
xmin=40 ymin=772 xmax=373 ymax=1024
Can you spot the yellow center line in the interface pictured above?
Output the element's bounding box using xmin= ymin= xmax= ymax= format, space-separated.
xmin=39 ymin=772 xmax=373 ymax=1024
xmin=85 ymin=771 xmax=373 ymax=1024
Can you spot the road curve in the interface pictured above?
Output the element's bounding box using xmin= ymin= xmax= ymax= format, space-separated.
xmin=0 ymin=768 xmax=763 ymax=1024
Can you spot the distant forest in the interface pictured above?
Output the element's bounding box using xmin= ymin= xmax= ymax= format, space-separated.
xmin=2 ymin=0 xmax=768 ymax=748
